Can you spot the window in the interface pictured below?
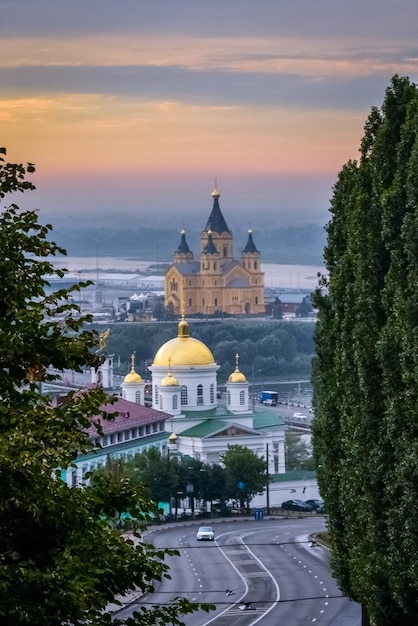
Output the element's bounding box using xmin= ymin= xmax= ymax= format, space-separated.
xmin=146 ymin=424 xmax=151 ymax=435
xmin=210 ymin=384 xmax=214 ymax=403
xmin=214 ymin=262 xmax=217 ymax=271
xmin=255 ymin=296 xmax=259 ymax=304
xmin=223 ymin=246 xmax=227 ymax=257
xmin=173 ymin=395 xmax=178 ymax=410
xmin=227 ymin=390 xmax=231 ymax=404
xmin=118 ymin=432 xmax=123 ymax=442
xmin=240 ymin=390 xmax=245 ymax=405
xmin=214 ymin=297 xmax=218 ymax=306
xmin=181 ymin=386 xmax=188 ymax=405
xmin=254 ymin=261 xmax=257 ymax=269
xmin=135 ymin=390 xmax=141 ymax=404
xmin=197 ymin=384 xmax=203 ymax=405
xmin=202 ymin=298 xmax=205 ymax=306
xmin=188 ymin=297 xmax=192 ymax=307
xmin=214 ymin=280 xmax=217 ymax=286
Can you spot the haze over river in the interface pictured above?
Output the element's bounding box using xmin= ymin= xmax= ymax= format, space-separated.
xmin=52 ymin=257 xmax=325 ymax=291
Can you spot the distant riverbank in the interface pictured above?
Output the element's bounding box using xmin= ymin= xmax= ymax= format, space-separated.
xmin=52 ymin=257 xmax=325 ymax=291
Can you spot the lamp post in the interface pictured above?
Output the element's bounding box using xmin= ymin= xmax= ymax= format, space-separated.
xmin=252 ymin=366 xmax=262 ymax=411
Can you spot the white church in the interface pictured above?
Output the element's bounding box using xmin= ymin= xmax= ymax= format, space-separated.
xmin=68 ymin=317 xmax=286 ymax=486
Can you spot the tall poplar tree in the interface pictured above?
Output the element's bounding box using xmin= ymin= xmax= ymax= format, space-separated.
xmin=0 ymin=148 xmax=212 ymax=625
xmin=312 ymin=76 xmax=418 ymax=625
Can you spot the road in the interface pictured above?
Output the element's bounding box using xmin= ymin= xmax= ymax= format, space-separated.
xmin=113 ymin=518 xmax=360 ymax=625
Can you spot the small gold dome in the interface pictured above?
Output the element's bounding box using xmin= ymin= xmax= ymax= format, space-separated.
xmin=228 ymin=353 xmax=247 ymax=383
xmin=169 ymin=432 xmax=178 ymax=444
xmin=124 ymin=354 xmax=143 ymax=383
xmin=124 ymin=370 xmax=142 ymax=383
xmin=153 ymin=317 xmax=214 ymax=366
xmin=228 ymin=370 xmax=247 ymax=383
xmin=161 ymin=371 xmax=179 ymax=387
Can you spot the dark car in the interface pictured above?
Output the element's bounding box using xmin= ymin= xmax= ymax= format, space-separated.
xmin=304 ymin=499 xmax=324 ymax=510
xmin=281 ymin=499 xmax=313 ymax=512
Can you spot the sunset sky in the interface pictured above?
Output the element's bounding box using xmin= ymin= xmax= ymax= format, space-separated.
xmin=1 ymin=0 xmax=418 ymax=228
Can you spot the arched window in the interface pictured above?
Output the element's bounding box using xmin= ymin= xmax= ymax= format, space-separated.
xmin=255 ymin=296 xmax=259 ymax=305
xmin=202 ymin=298 xmax=205 ymax=305
xmin=135 ymin=390 xmax=141 ymax=404
xmin=240 ymin=390 xmax=245 ymax=405
xmin=181 ymin=386 xmax=188 ymax=405
xmin=254 ymin=261 xmax=257 ymax=269
xmin=173 ymin=395 xmax=178 ymax=410
xmin=210 ymin=384 xmax=214 ymax=403
xmin=155 ymin=386 xmax=159 ymax=404
xmin=197 ymin=384 xmax=204 ymax=405
xmin=223 ymin=246 xmax=227 ymax=257
xmin=213 ymin=262 xmax=217 ymax=271
xmin=214 ymin=297 xmax=218 ymax=306
xmin=188 ymin=297 xmax=192 ymax=307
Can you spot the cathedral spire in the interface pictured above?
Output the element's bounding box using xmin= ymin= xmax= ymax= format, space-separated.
xmin=243 ymin=228 xmax=259 ymax=254
xmin=205 ymin=184 xmax=230 ymax=235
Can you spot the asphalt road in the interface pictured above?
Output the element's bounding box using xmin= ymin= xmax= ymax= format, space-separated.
xmin=113 ymin=518 xmax=361 ymax=625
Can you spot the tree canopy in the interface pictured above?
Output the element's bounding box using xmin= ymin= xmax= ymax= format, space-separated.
xmin=312 ymin=75 xmax=418 ymax=625
xmin=220 ymin=445 xmax=267 ymax=510
xmin=0 ymin=148 xmax=212 ymax=625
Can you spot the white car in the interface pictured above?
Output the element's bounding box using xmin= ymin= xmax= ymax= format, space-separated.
xmin=196 ymin=526 xmax=215 ymax=541
xmin=293 ymin=412 xmax=307 ymax=420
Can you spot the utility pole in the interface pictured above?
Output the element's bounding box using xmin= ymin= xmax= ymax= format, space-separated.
xmin=266 ymin=443 xmax=270 ymax=515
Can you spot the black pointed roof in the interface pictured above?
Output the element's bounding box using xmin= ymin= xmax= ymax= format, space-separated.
xmin=202 ymin=232 xmax=218 ymax=255
xmin=176 ymin=229 xmax=192 ymax=255
xmin=204 ymin=188 xmax=230 ymax=235
xmin=243 ymin=229 xmax=259 ymax=254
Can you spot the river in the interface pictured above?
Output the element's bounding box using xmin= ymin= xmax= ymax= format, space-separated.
xmin=52 ymin=257 xmax=325 ymax=291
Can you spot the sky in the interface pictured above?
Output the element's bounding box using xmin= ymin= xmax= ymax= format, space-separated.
xmin=1 ymin=0 xmax=418 ymax=229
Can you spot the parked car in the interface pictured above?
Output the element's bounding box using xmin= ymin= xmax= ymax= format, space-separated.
xmin=304 ymin=499 xmax=324 ymax=510
xmin=281 ymin=499 xmax=313 ymax=512
xmin=196 ymin=526 xmax=215 ymax=541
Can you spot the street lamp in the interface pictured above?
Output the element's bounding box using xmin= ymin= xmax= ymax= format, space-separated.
xmin=251 ymin=366 xmax=262 ymax=411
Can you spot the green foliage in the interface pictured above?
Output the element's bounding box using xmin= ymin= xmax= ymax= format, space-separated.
xmin=220 ymin=445 xmax=267 ymax=509
xmin=0 ymin=148 xmax=212 ymax=625
xmin=285 ymin=431 xmax=315 ymax=471
xmin=312 ymin=76 xmax=418 ymax=624
xmin=103 ymin=320 xmax=315 ymax=382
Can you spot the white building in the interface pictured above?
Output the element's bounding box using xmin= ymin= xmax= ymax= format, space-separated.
xmin=69 ymin=317 xmax=286 ymax=484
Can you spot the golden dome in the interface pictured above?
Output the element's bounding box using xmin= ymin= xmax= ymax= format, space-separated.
xmin=161 ymin=371 xmax=179 ymax=387
xmin=124 ymin=354 xmax=143 ymax=383
xmin=228 ymin=353 xmax=247 ymax=383
xmin=169 ymin=432 xmax=178 ymax=444
xmin=228 ymin=370 xmax=247 ymax=383
xmin=153 ymin=317 xmax=215 ymax=366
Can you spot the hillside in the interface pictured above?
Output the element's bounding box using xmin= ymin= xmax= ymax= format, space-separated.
xmin=52 ymin=224 xmax=326 ymax=266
